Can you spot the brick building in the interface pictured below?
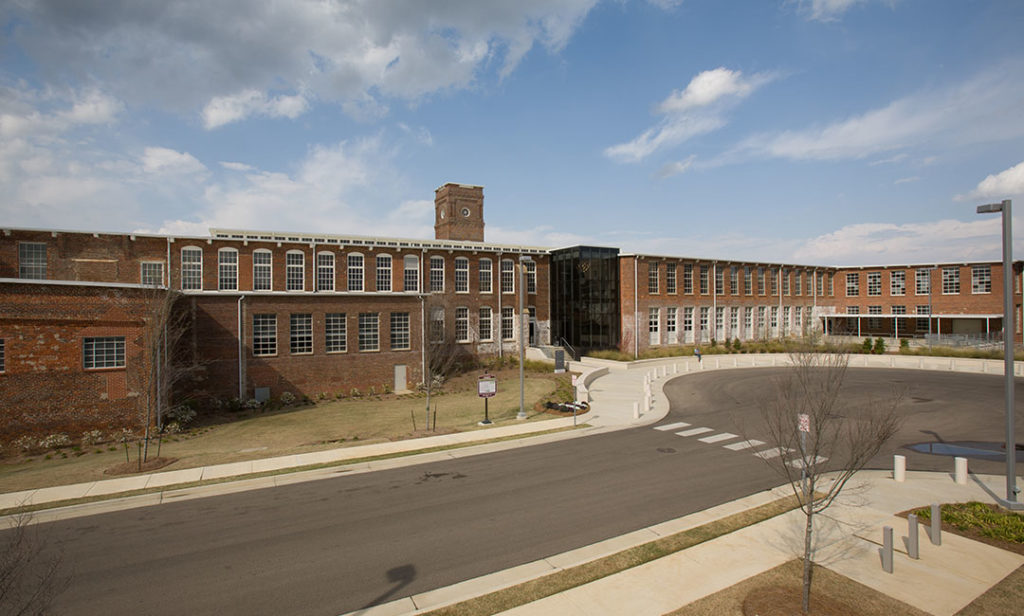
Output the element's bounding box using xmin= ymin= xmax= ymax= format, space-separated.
xmin=0 ymin=182 xmax=1020 ymax=440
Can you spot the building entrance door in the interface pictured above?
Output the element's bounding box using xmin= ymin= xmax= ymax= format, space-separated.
xmin=394 ymin=364 xmax=407 ymax=392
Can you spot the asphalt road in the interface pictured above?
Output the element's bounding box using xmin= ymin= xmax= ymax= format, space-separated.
xmin=16 ymin=367 xmax=1021 ymax=615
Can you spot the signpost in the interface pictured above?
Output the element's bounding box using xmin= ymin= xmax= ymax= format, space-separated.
xmin=478 ymin=374 xmax=496 ymax=425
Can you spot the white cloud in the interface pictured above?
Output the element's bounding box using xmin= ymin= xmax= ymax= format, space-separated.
xmin=893 ymin=176 xmax=919 ymax=185
xmin=655 ymin=155 xmax=697 ymax=178
xmin=957 ymin=160 xmax=1024 ymax=202
xmin=728 ymin=63 xmax=1024 ymax=163
xmin=605 ymin=67 xmax=776 ymax=163
xmin=0 ymin=88 xmax=122 ymax=139
xmin=220 ymin=161 xmax=256 ymax=172
xmin=867 ymin=153 xmax=907 ymax=166
xmin=797 ymin=0 xmax=870 ymax=22
xmin=7 ymin=1 xmax=612 ymax=125
xmin=141 ymin=147 xmax=207 ymax=174
xmin=202 ymin=90 xmax=309 ymax=129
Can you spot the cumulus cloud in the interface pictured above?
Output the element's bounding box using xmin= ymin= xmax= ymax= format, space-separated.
xmin=796 ymin=0 xmax=869 ymax=22
xmin=141 ymin=147 xmax=207 ymax=175
xmin=957 ymin=160 xmax=1024 ymax=202
xmin=5 ymin=0 xmax=609 ymax=125
xmin=655 ymin=155 xmax=697 ymax=178
xmin=605 ymin=67 xmax=776 ymax=163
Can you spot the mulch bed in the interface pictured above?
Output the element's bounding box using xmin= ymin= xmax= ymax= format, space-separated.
xmin=104 ymin=457 xmax=178 ymax=475
xmin=743 ymin=585 xmax=860 ymax=616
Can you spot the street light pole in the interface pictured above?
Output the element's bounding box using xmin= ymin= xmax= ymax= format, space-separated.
xmin=977 ymin=199 xmax=1019 ymax=507
xmin=518 ymin=255 xmax=533 ymax=420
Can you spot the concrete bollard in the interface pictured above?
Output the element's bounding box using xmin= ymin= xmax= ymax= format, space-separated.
xmin=931 ymin=503 xmax=941 ymax=545
xmin=954 ymin=456 xmax=968 ymax=485
xmin=673 ymin=363 xmax=678 ymax=374
xmin=894 ymin=454 xmax=906 ymax=482
xmin=882 ymin=526 xmax=894 ymax=573
xmin=633 ymin=401 xmax=640 ymax=419
xmin=908 ymin=514 xmax=919 ymax=559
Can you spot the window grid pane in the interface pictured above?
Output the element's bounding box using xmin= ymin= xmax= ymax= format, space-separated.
xmin=0 ymin=338 xmax=4 ymax=373
xmin=376 ymin=255 xmax=392 ymax=292
xmin=479 ymin=307 xmax=493 ymax=341
xmin=455 ymin=258 xmax=469 ymax=293
xmin=526 ymin=261 xmax=537 ymax=294
xmin=867 ymin=272 xmax=881 ymax=296
xmin=254 ymin=251 xmax=272 ymax=290
xmin=501 ymin=260 xmax=514 ymax=294
xmin=430 ymin=256 xmax=445 ymax=292
xmin=683 ymin=264 xmax=693 ymax=294
xmin=290 ymin=313 xmax=312 ymax=354
xmin=348 ymin=254 xmax=364 ymax=292
xmin=404 ymin=256 xmax=419 ymax=292
xmin=846 ymin=273 xmax=859 ymax=296
xmin=18 ymin=242 xmax=47 ymax=279
xmin=182 ymin=247 xmax=203 ymax=290
xmin=317 ymin=253 xmax=335 ymax=291
xmin=942 ymin=267 xmax=960 ymax=294
xmin=326 ymin=313 xmax=346 ymax=353
xmin=478 ymin=259 xmax=492 ymax=293
xmin=83 ymin=336 xmax=125 ymax=369
xmin=648 ymin=263 xmax=659 ymax=294
xmin=253 ymin=314 xmax=277 ymax=356
xmin=286 ymin=252 xmax=304 ymax=291
xmin=972 ymin=265 xmax=991 ymax=294
xmin=219 ymin=250 xmax=238 ymax=291
xmin=390 ymin=312 xmax=410 ymax=350
xmin=358 ymin=313 xmax=379 ymax=351
xmin=501 ymin=306 xmax=514 ymax=340
xmin=666 ymin=263 xmax=677 ymax=294
xmin=455 ymin=307 xmax=469 ymax=342
xmin=891 ymin=270 xmax=906 ymax=296
xmin=141 ymin=262 xmax=164 ymax=286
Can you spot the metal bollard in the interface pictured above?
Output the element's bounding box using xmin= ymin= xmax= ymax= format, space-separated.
xmin=882 ymin=526 xmax=894 ymax=573
xmin=930 ymin=503 xmax=941 ymax=545
xmin=908 ymin=514 xmax=919 ymax=559
xmin=954 ymin=456 xmax=968 ymax=485
xmin=633 ymin=401 xmax=640 ymax=419
xmin=894 ymin=454 xmax=906 ymax=482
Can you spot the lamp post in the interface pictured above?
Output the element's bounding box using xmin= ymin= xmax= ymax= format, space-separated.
xmin=976 ymin=199 xmax=1019 ymax=507
xmin=518 ymin=255 xmax=534 ymax=420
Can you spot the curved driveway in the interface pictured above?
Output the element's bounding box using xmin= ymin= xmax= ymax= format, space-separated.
xmin=660 ymin=366 xmax=1024 ymax=475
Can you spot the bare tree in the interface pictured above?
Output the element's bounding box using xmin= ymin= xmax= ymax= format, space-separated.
xmin=140 ymin=288 xmax=203 ymax=461
xmin=0 ymin=513 xmax=69 ymax=616
xmin=421 ymin=301 xmax=472 ymax=429
xmin=757 ymin=350 xmax=902 ymax=614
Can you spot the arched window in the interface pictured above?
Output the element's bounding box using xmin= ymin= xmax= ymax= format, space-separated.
xmin=376 ymin=254 xmax=392 ymax=292
xmin=253 ymin=249 xmax=272 ymax=291
xmin=430 ymin=256 xmax=444 ymax=292
xmin=317 ymin=251 xmax=335 ymax=291
xmin=403 ymin=255 xmax=419 ymax=292
xmin=347 ymin=252 xmax=364 ymax=292
xmin=218 ymin=248 xmax=238 ymax=291
xmin=181 ymin=247 xmax=203 ymax=290
xmin=478 ymin=258 xmax=492 ymax=293
xmin=455 ymin=257 xmax=469 ymax=293
xmin=286 ymin=250 xmax=305 ymax=291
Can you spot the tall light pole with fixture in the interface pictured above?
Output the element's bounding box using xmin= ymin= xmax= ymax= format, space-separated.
xmin=518 ymin=255 xmax=534 ymax=420
xmin=976 ymin=199 xmax=1020 ymax=508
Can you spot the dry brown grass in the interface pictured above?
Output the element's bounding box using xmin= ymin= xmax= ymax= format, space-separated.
xmin=0 ymin=370 xmax=567 ymax=493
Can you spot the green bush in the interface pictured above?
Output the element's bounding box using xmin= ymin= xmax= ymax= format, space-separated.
xmin=873 ymin=337 xmax=886 ymax=354
xmin=862 ymin=338 xmax=873 ymax=353
xmin=899 ymin=338 xmax=910 ymax=351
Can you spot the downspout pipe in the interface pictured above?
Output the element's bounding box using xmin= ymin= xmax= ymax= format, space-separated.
xmin=237 ymin=295 xmax=245 ymax=400
xmin=634 ymin=256 xmax=639 ymax=359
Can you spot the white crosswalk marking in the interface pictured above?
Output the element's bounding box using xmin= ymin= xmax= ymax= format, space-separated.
xmin=698 ymin=432 xmax=738 ymax=444
xmin=723 ymin=439 xmax=764 ymax=451
xmin=677 ymin=427 xmax=713 ymax=437
xmin=753 ymin=447 xmax=793 ymax=460
xmin=654 ymin=422 xmax=691 ymax=431
xmin=787 ymin=456 xmax=828 ymax=469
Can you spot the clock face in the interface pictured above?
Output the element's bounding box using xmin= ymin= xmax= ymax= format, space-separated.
xmin=461 ymin=207 xmax=471 ymax=218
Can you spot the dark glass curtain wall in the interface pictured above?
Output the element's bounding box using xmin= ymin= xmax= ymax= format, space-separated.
xmin=550 ymin=246 xmax=620 ymax=356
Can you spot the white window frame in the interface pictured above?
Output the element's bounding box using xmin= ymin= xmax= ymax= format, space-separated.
xmin=846 ymin=272 xmax=859 ymax=297
xmin=972 ymin=265 xmax=991 ymax=294
xmin=479 ymin=258 xmax=493 ymax=294
xmin=358 ymin=312 xmax=379 ymax=351
xmin=648 ymin=262 xmax=659 ymax=294
xmin=942 ymin=266 xmax=960 ymax=295
xmin=253 ymin=249 xmax=272 ymax=291
xmin=317 ymin=251 xmax=335 ymax=292
xmin=286 ymin=250 xmax=305 ymax=292
xmin=666 ymin=307 xmax=678 ymax=344
xmin=390 ymin=312 xmax=410 ymax=350
xmin=455 ymin=307 xmax=470 ymax=343
xmin=253 ymin=314 xmax=277 ymax=356
xmin=648 ymin=307 xmax=660 ymax=345
xmin=18 ymin=242 xmax=47 ymax=279
xmin=501 ymin=259 xmax=515 ymax=294
xmin=454 ymin=257 xmax=469 ymax=293
xmin=348 ymin=253 xmax=365 ymax=292
xmin=141 ymin=261 xmax=165 ymax=287
xmin=376 ymin=254 xmax=392 ymax=292
xmin=891 ymin=270 xmax=906 ymax=296
xmin=290 ymin=313 xmax=313 ymax=354
xmin=866 ymin=271 xmax=882 ymax=297
xmin=430 ymin=256 xmax=445 ymax=293
xmin=218 ymin=248 xmax=238 ymax=291
xmin=501 ymin=306 xmax=515 ymax=340
xmin=479 ymin=307 xmax=493 ymax=342
xmin=181 ymin=246 xmax=203 ymax=290
xmin=83 ymin=336 xmax=125 ymax=369
xmin=403 ymin=255 xmax=419 ymax=292
xmin=326 ymin=313 xmax=346 ymax=353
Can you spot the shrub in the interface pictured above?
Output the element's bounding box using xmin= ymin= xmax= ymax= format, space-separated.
xmin=861 ymin=338 xmax=873 ymax=353
xmin=81 ymin=429 xmax=105 ymax=446
xmin=280 ymin=391 xmax=297 ymax=405
xmin=335 ymin=391 xmax=346 ymax=400
xmin=710 ymin=338 xmax=717 ymax=347
xmin=382 ymin=383 xmax=393 ymax=394
xmin=244 ymin=398 xmax=262 ymax=410
xmin=349 ymin=387 xmax=361 ymax=398
xmin=873 ymin=337 xmax=886 ymax=354
xmin=166 ymin=404 xmax=197 ymax=425
xmin=367 ymin=385 xmax=377 ymax=396
xmin=900 ymin=338 xmax=910 ymax=351
xmin=732 ymin=338 xmax=742 ymax=351
xmin=39 ymin=433 xmax=71 ymax=450
xmin=14 ymin=435 xmax=36 ymax=453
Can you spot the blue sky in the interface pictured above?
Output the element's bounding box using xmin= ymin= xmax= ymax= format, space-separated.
xmin=2 ymin=0 xmax=1023 ymax=265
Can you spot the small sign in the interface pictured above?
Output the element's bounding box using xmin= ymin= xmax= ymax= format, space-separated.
xmin=571 ymin=374 xmax=578 ymax=387
xmin=798 ymin=413 xmax=810 ymax=433
xmin=478 ymin=374 xmax=497 ymax=398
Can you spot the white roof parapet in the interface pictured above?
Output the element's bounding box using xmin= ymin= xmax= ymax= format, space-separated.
xmin=208 ymin=228 xmax=550 ymax=255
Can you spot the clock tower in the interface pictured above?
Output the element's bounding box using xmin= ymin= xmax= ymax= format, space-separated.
xmin=434 ymin=183 xmax=485 ymax=242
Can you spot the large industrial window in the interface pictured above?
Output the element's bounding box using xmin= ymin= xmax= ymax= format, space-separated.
xmin=699 ymin=306 xmax=709 ymax=341
xmin=730 ymin=306 xmax=739 ymax=338
xmin=648 ymin=307 xmax=660 ymax=345
xmin=972 ymin=265 xmax=991 ymax=294
xmin=141 ymin=261 xmax=164 ymax=286
xmin=390 ymin=312 xmax=410 ymax=350
xmin=794 ymin=271 xmax=802 ymax=296
xmin=715 ymin=307 xmax=724 ymax=338
xmin=454 ymin=257 xmax=469 ymax=293
xmin=666 ymin=307 xmax=678 ymax=344
xmin=181 ymin=247 xmax=203 ymax=290
xmin=478 ymin=259 xmax=492 ymax=293
xmin=501 ymin=306 xmax=514 ymax=340
xmin=376 ymin=254 xmax=392 ymax=292
xmin=715 ymin=268 xmax=724 ymax=295
xmin=501 ymin=260 xmax=515 ymax=294
xmin=683 ymin=307 xmax=694 ymax=337
xmin=744 ymin=267 xmax=752 ymax=295
xmin=846 ymin=272 xmax=859 ymax=296
xmin=83 ymin=336 xmax=125 ymax=369
xmin=347 ymin=253 xmax=364 ymax=292
xmin=769 ymin=269 xmax=778 ymax=296
xmin=326 ymin=313 xmax=346 ymax=353
xmin=317 ymin=252 xmax=335 ymax=291
xmin=942 ymin=267 xmax=960 ymax=295
xmin=286 ymin=251 xmax=304 ymax=291
xmin=253 ymin=250 xmax=272 ymax=291
xmin=253 ymin=314 xmax=277 ymax=356
xmin=730 ymin=266 xmax=738 ymax=295
xmin=915 ymin=269 xmax=930 ymax=295
xmin=683 ymin=264 xmax=694 ymax=294
xmin=666 ymin=263 xmax=677 ymax=294
xmin=404 ymin=255 xmax=419 ymax=292
xmin=757 ymin=268 xmax=766 ymax=295
xmin=891 ymin=270 xmax=906 ymax=296
xmin=781 ymin=269 xmax=790 ymax=296
xmin=867 ymin=272 xmax=881 ymax=296
xmin=18 ymin=242 xmax=47 ymax=279
xmin=525 ymin=260 xmax=537 ymax=294
xmin=479 ymin=307 xmax=493 ymax=341
xmin=358 ymin=313 xmax=379 ymax=351
xmin=290 ymin=313 xmax=312 ymax=354
xmin=455 ymin=307 xmax=470 ymax=342
xmin=430 ymin=256 xmax=445 ymax=292
xmin=218 ymin=248 xmax=238 ymax=291
xmin=699 ymin=265 xmax=709 ymax=295
xmin=648 ymin=262 xmax=659 ymax=294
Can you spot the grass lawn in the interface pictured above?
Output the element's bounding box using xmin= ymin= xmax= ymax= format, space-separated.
xmin=0 ymin=368 xmax=573 ymax=493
